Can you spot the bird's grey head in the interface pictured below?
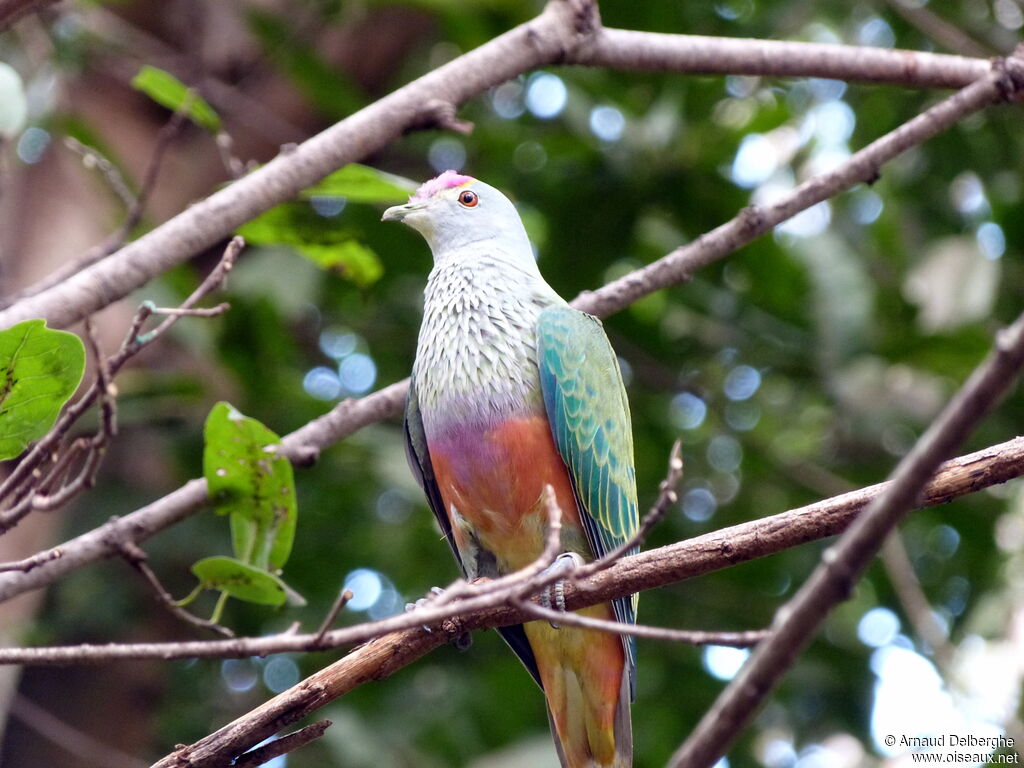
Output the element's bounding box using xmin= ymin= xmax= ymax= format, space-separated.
xmin=382 ymin=171 xmax=534 ymax=264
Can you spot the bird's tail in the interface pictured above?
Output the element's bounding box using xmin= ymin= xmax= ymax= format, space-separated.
xmin=526 ymin=605 xmax=633 ymax=767
xmin=547 ymin=665 xmax=632 ymax=768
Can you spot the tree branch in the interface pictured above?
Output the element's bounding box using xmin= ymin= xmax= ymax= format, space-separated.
xmin=229 ymin=720 xmax=331 ymax=768
xmin=573 ymin=52 xmax=1023 ymax=318
xmin=0 ymin=380 xmax=407 ymax=602
xmin=2 ymin=434 xmax=1024 ymax=665
xmin=0 ymin=113 xmax=188 ymax=311
xmin=135 ymin=429 xmax=1024 ymax=768
xmin=575 ymin=27 xmax=989 ymax=87
xmin=0 ymin=1 xmax=997 ymax=332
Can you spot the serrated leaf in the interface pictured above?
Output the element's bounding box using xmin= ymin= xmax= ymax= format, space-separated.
xmin=191 ymin=556 xmax=300 ymax=606
xmin=295 ymin=241 xmax=383 ymax=287
xmin=203 ymin=402 xmax=296 ymax=570
xmin=131 ymin=65 xmax=221 ymax=132
xmin=0 ymin=319 xmax=85 ymax=460
xmin=302 ymin=164 xmax=415 ymax=204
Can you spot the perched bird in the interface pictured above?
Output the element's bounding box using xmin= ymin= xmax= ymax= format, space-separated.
xmin=383 ymin=171 xmax=639 ymax=768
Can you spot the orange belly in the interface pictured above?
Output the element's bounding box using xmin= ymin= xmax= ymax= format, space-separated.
xmin=428 ymin=414 xmax=587 ymax=571
xmin=427 ymin=414 xmax=627 ymax=765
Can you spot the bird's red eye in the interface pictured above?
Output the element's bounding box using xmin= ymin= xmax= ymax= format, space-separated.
xmin=458 ymin=190 xmax=479 ymax=208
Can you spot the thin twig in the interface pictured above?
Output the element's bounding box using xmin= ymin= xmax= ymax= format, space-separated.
xmin=115 ymin=538 xmax=235 ymax=638
xmin=313 ymin=589 xmax=353 ymax=643
xmin=2 ymin=24 xmax=1005 ymax=578
xmin=881 ymin=532 xmax=954 ymax=666
xmin=64 ymin=137 xmax=137 ymax=210
xmin=512 ymin=597 xmax=768 ymax=647
xmin=882 ymin=0 xmax=996 ymax=59
xmin=0 ymin=0 xmax=59 ymax=31
xmin=422 ymin=484 xmax=566 ymax=612
xmin=230 ymin=721 xmax=332 ymax=768
xmin=880 ymin=532 xmax=1024 ymax=762
xmin=5 ymin=428 xmax=1024 ymax=668
xmin=574 ymin=53 xmax=1024 ymax=319
xmin=142 ymin=428 xmax=1024 ymax=768
xmin=9 ymin=693 xmax=149 ymax=768
xmin=0 ymin=547 xmax=62 ymax=573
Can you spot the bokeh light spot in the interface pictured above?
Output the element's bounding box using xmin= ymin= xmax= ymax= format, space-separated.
xmin=976 ymin=221 xmax=1005 ymax=260
xmin=525 ymin=73 xmax=567 ymax=119
xmin=589 ymin=105 xmax=625 ymax=142
xmin=857 ymin=607 xmax=900 ymax=648
xmin=682 ymin=487 xmax=717 ymax=522
xmin=303 ymin=366 xmax=341 ymax=400
xmin=703 ymin=645 xmax=750 ymax=681
xmin=16 ymin=126 xmax=49 ymax=164
xmin=344 ymin=568 xmax=383 ymax=611
xmin=491 ymin=80 xmax=525 ymax=119
xmin=263 ymin=656 xmax=300 ymax=693
xmin=428 ymin=137 xmax=466 ymax=173
xmin=338 ymin=353 xmax=377 ymax=395
xmin=670 ymin=392 xmax=707 ymax=430
xmin=221 ymin=659 xmax=259 ymax=692
xmin=724 ymin=365 xmax=761 ymax=401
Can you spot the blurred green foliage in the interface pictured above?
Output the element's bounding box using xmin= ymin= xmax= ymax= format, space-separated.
xmin=5 ymin=1 xmax=1024 ymax=767
xmin=131 ymin=65 xmax=222 ymax=132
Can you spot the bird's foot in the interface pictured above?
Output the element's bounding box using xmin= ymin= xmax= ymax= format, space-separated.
xmin=405 ymin=586 xmax=472 ymax=650
xmin=540 ymin=552 xmax=584 ymax=629
xmin=405 ymin=586 xmax=445 ymax=630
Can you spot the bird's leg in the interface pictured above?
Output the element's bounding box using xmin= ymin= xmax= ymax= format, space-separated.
xmin=405 ymin=586 xmax=473 ymax=650
xmin=540 ymin=552 xmax=585 ymax=629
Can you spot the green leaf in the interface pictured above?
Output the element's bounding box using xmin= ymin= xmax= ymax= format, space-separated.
xmin=302 ymin=164 xmax=415 ymax=204
xmin=234 ymin=204 xmax=301 ymax=246
xmin=294 ymin=241 xmax=383 ymax=288
xmin=0 ymin=319 xmax=85 ymax=461
xmin=203 ymin=402 xmax=296 ymax=571
xmin=131 ymin=65 xmax=221 ymax=132
xmin=236 ymin=198 xmax=385 ymax=287
xmin=191 ymin=556 xmax=304 ymax=606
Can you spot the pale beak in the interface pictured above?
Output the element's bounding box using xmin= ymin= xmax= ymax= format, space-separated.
xmin=381 ymin=202 xmax=425 ymax=222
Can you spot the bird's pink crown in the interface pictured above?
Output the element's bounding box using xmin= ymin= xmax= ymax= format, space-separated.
xmin=410 ymin=170 xmax=475 ymax=204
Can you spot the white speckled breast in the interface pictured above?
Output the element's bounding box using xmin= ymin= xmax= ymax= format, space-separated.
xmin=413 ymin=251 xmax=563 ymax=437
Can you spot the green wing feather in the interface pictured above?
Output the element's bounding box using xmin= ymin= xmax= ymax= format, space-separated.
xmin=536 ymin=305 xmax=639 ymax=690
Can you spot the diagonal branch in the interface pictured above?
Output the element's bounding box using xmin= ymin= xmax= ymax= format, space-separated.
xmin=667 ymin=265 xmax=1024 ymax=767
xmin=0 ymin=0 xmax=59 ymax=31
xmin=573 ymin=52 xmax=1024 ymax=318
